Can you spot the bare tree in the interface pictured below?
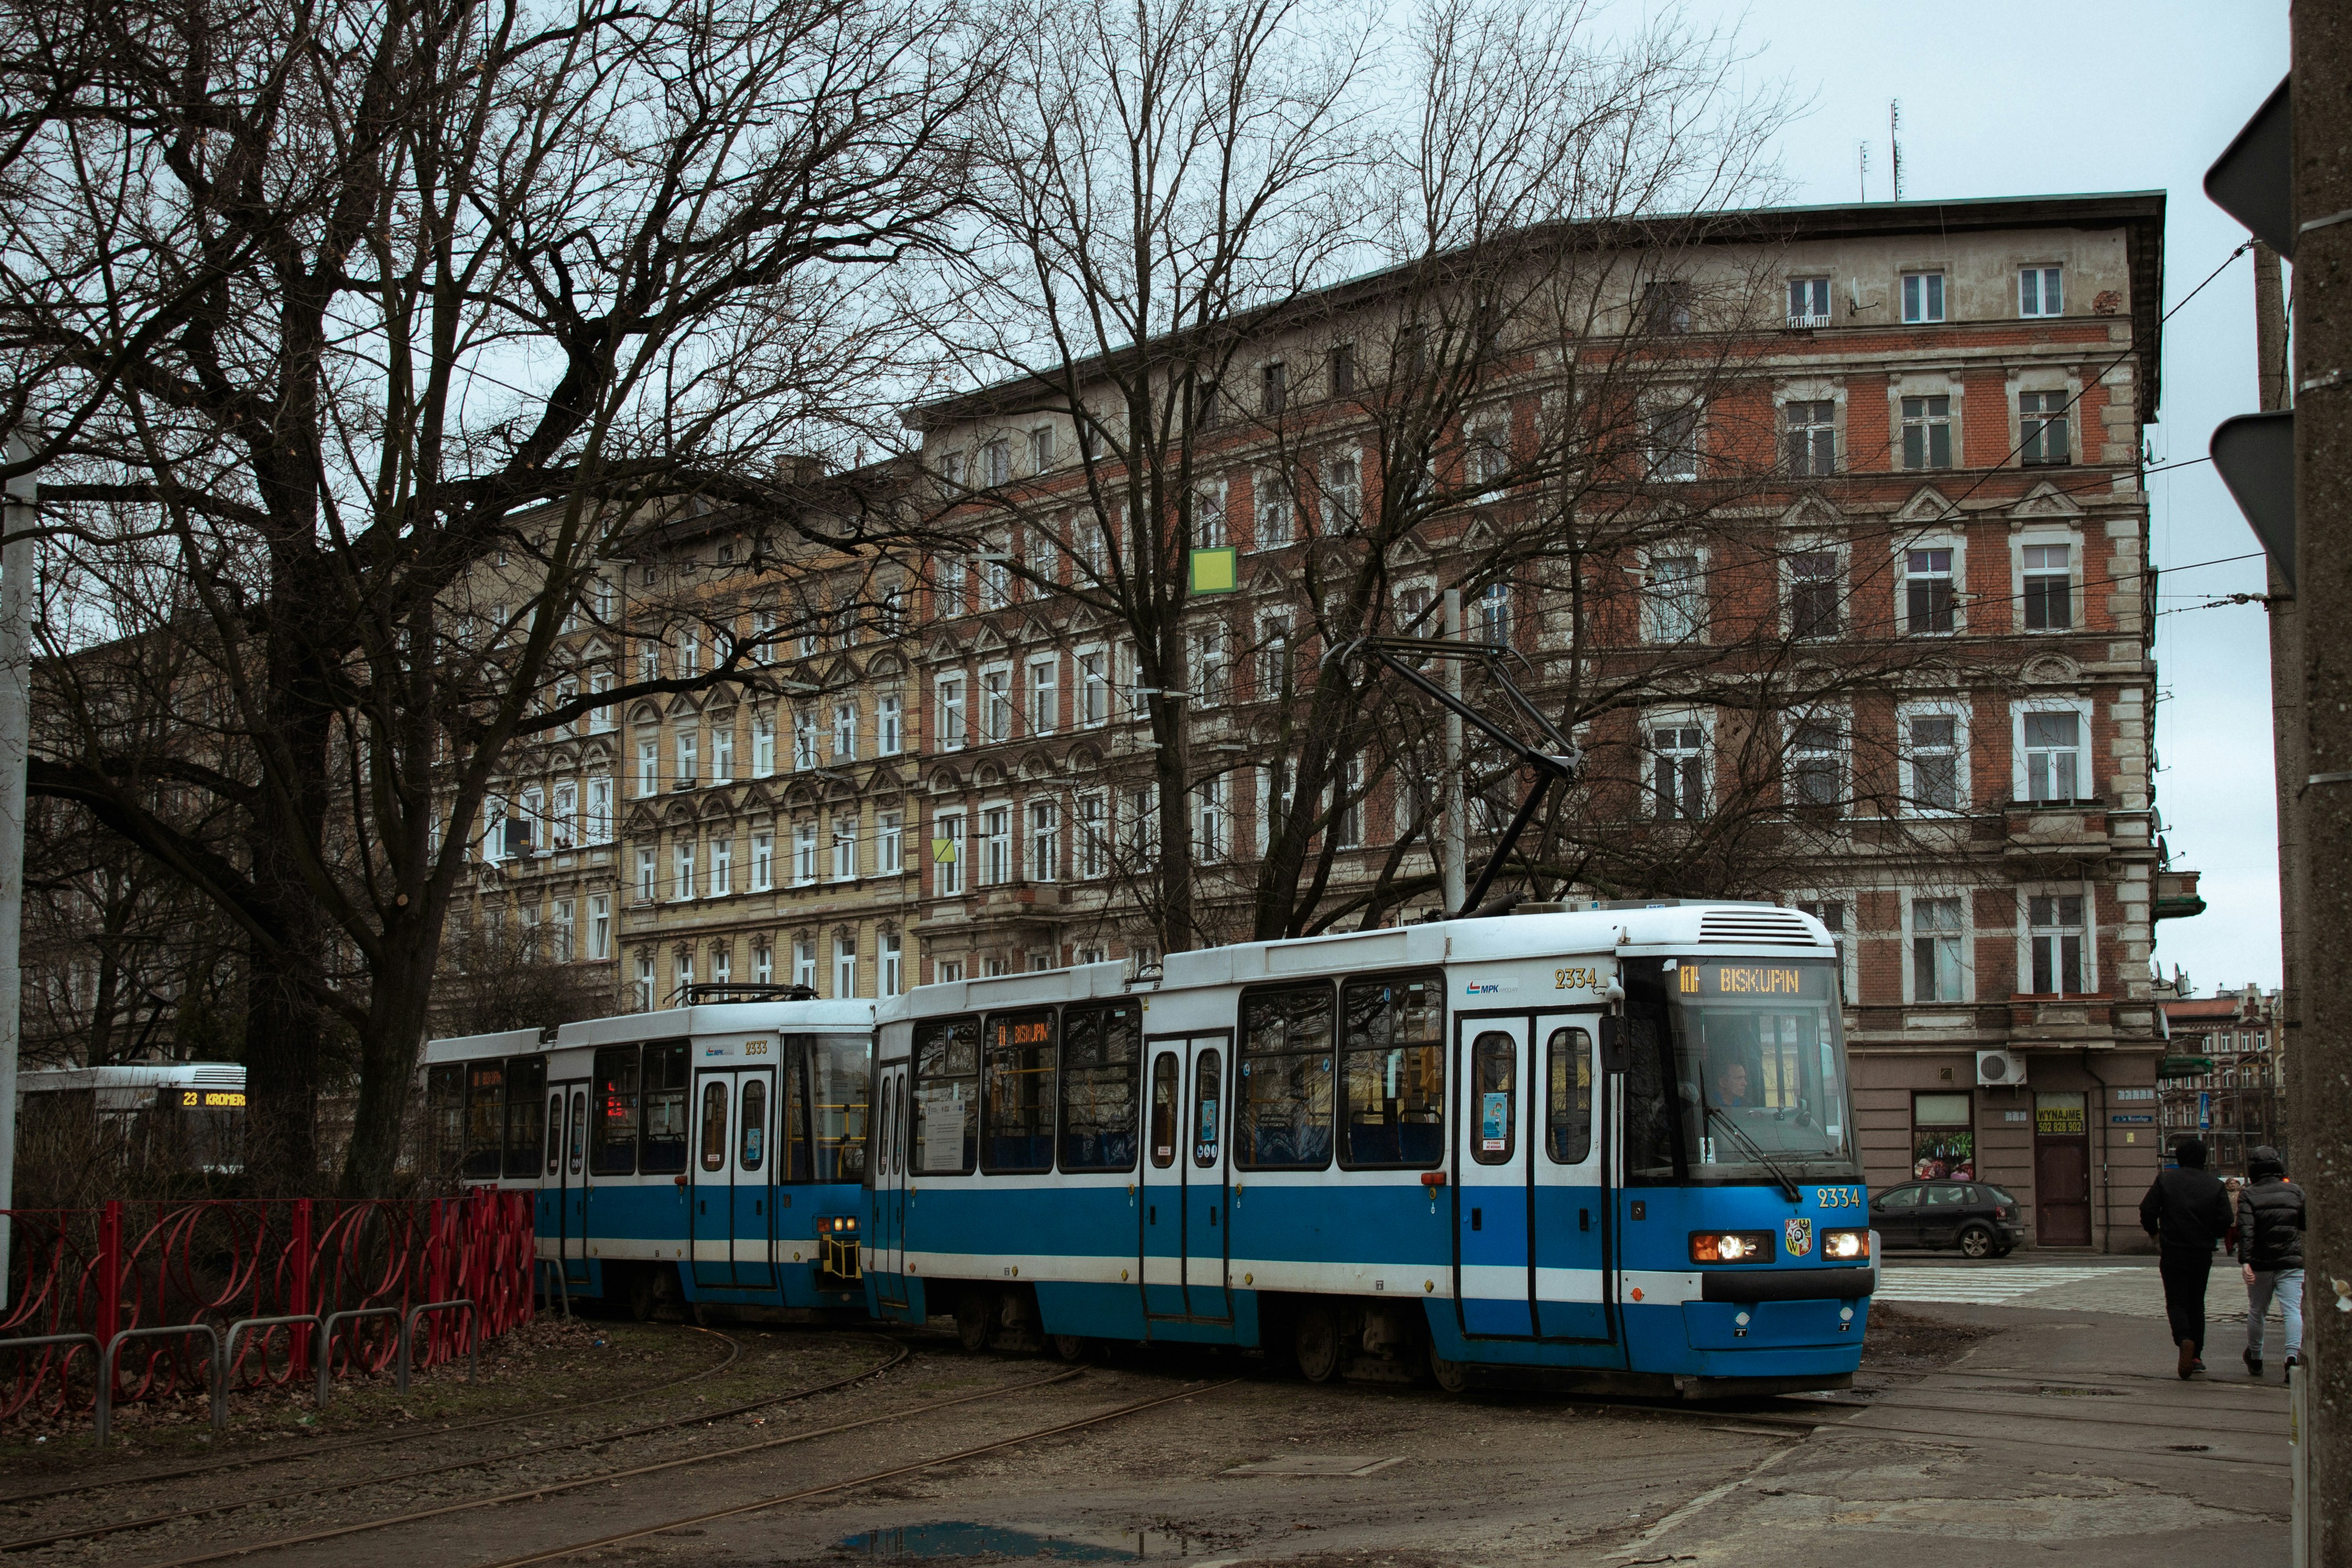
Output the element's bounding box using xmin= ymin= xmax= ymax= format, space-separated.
xmin=1 ymin=0 xmax=988 ymax=1190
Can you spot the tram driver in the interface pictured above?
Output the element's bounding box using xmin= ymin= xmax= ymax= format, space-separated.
xmin=1711 ymin=1057 xmax=1753 ymax=1109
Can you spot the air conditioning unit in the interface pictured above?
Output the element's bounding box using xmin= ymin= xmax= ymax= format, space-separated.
xmin=1977 ymin=1049 xmax=2028 ymax=1088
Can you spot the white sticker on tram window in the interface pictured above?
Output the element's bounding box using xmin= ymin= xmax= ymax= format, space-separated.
xmin=919 ymin=1084 xmax=967 ymax=1173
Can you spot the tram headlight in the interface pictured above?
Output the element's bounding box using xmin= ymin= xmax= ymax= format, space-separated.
xmin=1688 ymin=1230 xmax=1774 ymax=1264
xmin=1822 ymin=1228 xmax=1870 ymax=1261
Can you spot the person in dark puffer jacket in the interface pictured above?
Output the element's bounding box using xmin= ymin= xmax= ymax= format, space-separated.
xmin=2236 ymin=1145 xmax=2305 ymax=1379
xmin=2141 ymin=1138 xmax=2233 ymax=1379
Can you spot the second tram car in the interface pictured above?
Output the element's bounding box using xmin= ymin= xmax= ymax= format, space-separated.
xmin=864 ymin=902 xmax=1873 ymax=1396
xmin=424 ymin=991 xmax=873 ymax=1317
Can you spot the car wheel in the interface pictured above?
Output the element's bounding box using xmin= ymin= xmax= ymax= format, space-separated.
xmin=1958 ymin=1223 xmax=1996 ymax=1260
xmin=956 ymin=1289 xmax=995 ymax=1352
xmin=1293 ymin=1303 xmax=1342 ymax=1383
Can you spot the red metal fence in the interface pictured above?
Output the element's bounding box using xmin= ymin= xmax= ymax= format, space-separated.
xmin=0 ymin=1193 xmax=536 ymax=1423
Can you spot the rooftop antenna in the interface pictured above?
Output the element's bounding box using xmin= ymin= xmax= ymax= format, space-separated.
xmin=1857 ymin=141 xmax=1870 ymax=203
xmin=1888 ymin=100 xmax=1904 ymax=202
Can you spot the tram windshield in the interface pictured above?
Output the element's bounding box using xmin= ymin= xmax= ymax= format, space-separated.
xmin=1646 ymin=957 xmax=1858 ymax=1184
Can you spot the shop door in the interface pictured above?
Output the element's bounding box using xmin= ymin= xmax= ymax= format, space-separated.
xmin=2034 ymin=1091 xmax=2092 ymax=1246
xmin=1455 ymin=1017 xmax=1533 ymax=1337
xmin=1529 ymin=1016 xmax=1611 ymax=1341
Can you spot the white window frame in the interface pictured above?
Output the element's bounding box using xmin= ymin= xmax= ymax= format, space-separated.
xmin=1785 ymin=710 xmax=1845 ymax=813
xmin=636 ymin=734 xmax=660 ymax=797
xmin=831 ymin=813 xmax=859 ymax=882
xmin=752 ymin=830 xmax=775 ymax=891
xmin=1783 ymin=543 xmax=1843 ymax=641
xmin=710 ymin=835 xmax=733 ymax=897
xmin=1897 ymin=699 xmax=1970 ymax=817
xmin=1028 ymin=798 xmax=1060 ymax=882
xmin=794 ymin=939 xmax=817 ymax=990
xmin=1463 ymin=414 xmax=1511 ymax=495
xmin=752 ymin=710 xmax=776 ymax=777
xmin=1787 ymin=275 xmax=1832 ymax=328
xmin=1077 ymin=646 xmax=1109 ymax=728
xmin=2015 ymin=531 xmax=2079 ymax=633
xmin=1641 ymin=551 xmax=1707 ymax=645
xmin=1647 ymin=401 xmax=1703 ymax=482
xmin=933 ymin=809 xmax=967 ymax=896
xmin=1027 ymin=656 xmax=1058 ymax=736
xmin=2018 ymin=265 xmax=2064 ymax=318
xmin=636 ymin=846 xmax=658 ymax=902
xmin=2017 ymin=882 xmax=2097 ymax=997
xmin=588 ymin=894 xmax=612 ymax=961
xmin=1191 ymin=622 xmax=1228 ymax=707
xmin=1077 ymin=791 xmax=1108 ymax=878
xmin=792 ymin=707 xmax=819 ymax=770
xmin=2011 ymin=695 xmax=2095 ymax=804
xmin=635 ymin=952 xmax=655 ymax=1010
xmin=1905 ymin=891 xmax=1973 ymax=1004
xmin=793 ymin=819 xmax=819 ymax=885
xmin=1647 ymin=711 xmax=1711 ymax=820
xmin=878 ymin=692 xmax=903 ymax=755
xmin=876 ymin=810 xmax=904 ymax=875
xmin=1254 ymin=470 xmax=1293 ymax=549
xmin=880 ymin=932 xmax=904 ymax=997
xmin=709 ymin=721 xmax=734 ymax=785
xmin=979 ymin=665 xmax=1011 ymax=745
xmin=1898 ymin=390 xmax=1956 ymax=471
xmin=832 ymin=700 xmax=858 ymax=762
xmin=1897 ymin=537 xmax=1964 ymax=637
xmin=1195 ymin=775 xmax=1228 ymax=863
xmin=979 ymin=802 xmax=1012 ymax=885
xmin=673 ymin=728 xmax=698 ymax=790
xmin=936 ymin=675 xmax=966 ymax=752
xmin=1195 ymin=477 xmax=1228 ymax=549
xmin=1320 ymin=450 xmax=1362 ymax=530
xmin=1901 ymin=270 xmax=1947 ymax=324
xmin=674 ymin=839 xmax=698 ymax=901
xmin=755 ymin=943 xmax=774 ymax=986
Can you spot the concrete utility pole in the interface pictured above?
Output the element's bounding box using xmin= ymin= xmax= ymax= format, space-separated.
xmin=1441 ymin=588 xmax=1466 ymax=914
xmin=0 ymin=434 xmax=35 ymax=1311
xmin=2290 ymin=9 xmax=2351 ymax=1559
xmin=2257 ymin=241 xmax=2301 ymax=1177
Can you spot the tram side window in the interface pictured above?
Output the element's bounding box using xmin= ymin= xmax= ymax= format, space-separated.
xmin=545 ymin=1094 xmax=562 ymax=1175
xmin=740 ymin=1078 xmax=766 ymax=1172
xmin=1237 ymin=983 xmax=1335 ymax=1169
xmin=641 ymin=1041 xmax=690 ymax=1174
xmin=1193 ymin=1048 xmax=1223 ymax=1167
xmin=1149 ymin=1053 xmax=1179 ymax=1168
xmin=427 ymin=1065 xmax=466 ymax=1177
xmin=1545 ymin=1027 xmax=1594 ymax=1164
xmin=464 ymin=1062 xmax=504 ymax=1179
xmin=813 ymin=1035 xmax=872 ymax=1180
xmin=1058 ymin=1003 xmax=1139 ymax=1172
xmin=983 ymin=1009 xmax=1057 ymax=1174
xmin=504 ymin=1057 xmax=547 ymax=1178
xmin=779 ymin=1038 xmax=813 ymax=1182
xmin=1619 ymin=1013 xmax=1676 ymax=1182
xmin=1339 ymin=973 xmax=1444 ymax=1168
xmin=1471 ymin=1032 xmax=1516 ymax=1164
xmin=700 ymin=1079 xmax=730 ymax=1172
xmin=591 ymin=1046 xmax=641 ymax=1176
xmin=568 ymin=1088 xmax=586 ymax=1175
xmin=913 ymin=1018 xmax=981 ymax=1175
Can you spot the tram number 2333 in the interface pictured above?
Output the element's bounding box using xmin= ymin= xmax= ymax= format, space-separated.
xmin=1553 ymin=966 xmax=1605 ymax=992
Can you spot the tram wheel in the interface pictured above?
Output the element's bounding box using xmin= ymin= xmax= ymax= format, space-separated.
xmin=1293 ymin=1304 xmax=1341 ymax=1383
xmin=1052 ymin=1333 xmax=1088 ymax=1362
xmin=956 ymin=1289 xmax=995 ymax=1352
xmin=1428 ymin=1344 xmax=1469 ymax=1395
xmin=626 ymin=1266 xmax=658 ymax=1322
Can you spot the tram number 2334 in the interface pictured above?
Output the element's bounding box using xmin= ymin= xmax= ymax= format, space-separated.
xmin=1815 ymin=1186 xmax=1863 ymax=1210
xmin=1553 ymin=966 xmax=1605 ymax=992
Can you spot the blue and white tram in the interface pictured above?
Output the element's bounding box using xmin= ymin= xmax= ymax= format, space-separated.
xmin=863 ymin=902 xmax=1874 ymax=1396
xmin=423 ymin=993 xmax=874 ymax=1317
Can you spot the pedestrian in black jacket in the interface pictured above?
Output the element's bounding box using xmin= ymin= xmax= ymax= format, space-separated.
xmin=2139 ymin=1138 xmax=2233 ymax=1379
xmin=2236 ymin=1146 xmax=2305 ymax=1379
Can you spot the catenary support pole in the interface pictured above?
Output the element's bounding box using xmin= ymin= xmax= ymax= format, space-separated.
xmin=1441 ymin=588 xmax=1466 ymax=915
xmin=2256 ymin=243 xmax=2301 ymax=1179
xmin=0 ymin=432 xmax=34 ymax=1312
xmin=2289 ymin=8 xmax=2349 ymax=1560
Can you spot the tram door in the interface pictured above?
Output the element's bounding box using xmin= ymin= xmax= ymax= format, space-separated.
xmin=690 ymin=1065 xmax=778 ymax=1290
xmin=872 ymin=1060 xmax=911 ymax=1305
xmin=1455 ymin=1018 xmax=1534 ymax=1336
xmin=552 ymin=1081 xmax=590 ymax=1286
xmin=1527 ymin=1016 xmax=1610 ymax=1341
xmin=1139 ymin=1037 xmax=1231 ymax=1323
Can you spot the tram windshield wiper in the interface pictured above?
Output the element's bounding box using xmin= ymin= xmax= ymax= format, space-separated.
xmin=1704 ymin=1105 xmax=1801 ymax=1203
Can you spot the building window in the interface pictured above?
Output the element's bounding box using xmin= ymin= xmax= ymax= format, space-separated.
xmin=710 ymin=836 xmax=732 ymax=897
xmin=1795 ymin=897 xmax=1848 ymax=986
xmin=983 ymin=438 xmax=1011 ymax=488
xmin=793 ymin=820 xmax=818 ymax=885
xmin=637 ymin=736 xmax=659 ymax=797
xmin=752 ymin=831 xmax=774 ymax=891
xmin=1784 ymin=400 xmax=1836 ymax=476
xmin=792 ymin=708 xmax=819 ymax=769
xmin=1321 ymin=454 xmax=1362 ymax=528
xmin=1474 ymin=581 xmax=1512 ymax=647
xmin=589 ymin=895 xmax=612 ymax=961
xmin=1030 ymin=425 xmax=1054 ymax=472
xmin=1195 ymin=482 xmax=1227 ymax=549
xmin=635 ymin=952 xmax=655 ymax=1010
xmin=981 ymin=806 xmax=1011 ymax=885
xmin=1194 ymin=777 xmax=1227 ymax=863
xmin=1078 ymin=792 xmax=1108 ymax=878
xmin=1911 ymin=1092 xmax=1975 ymax=1180
xmin=880 ymin=932 xmax=903 ymax=996
xmin=1787 ymin=550 xmax=1839 ymax=640
xmin=878 ymin=692 xmax=903 ymax=755
xmin=1787 ymin=276 xmax=1831 ymax=328
xmin=1651 ymin=723 xmax=1705 ymax=820
xmin=981 ymin=670 xmax=1010 ymax=744
xmin=636 ymin=846 xmax=657 ymax=902
xmin=1648 ymin=405 xmax=1700 ymax=481
xmin=834 ymin=936 xmax=857 ymax=998
xmin=673 ymin=729 xmax=698 ymax=789
xmin=1257 ymin=613 xmax=1292 ymax=697
xmin=1029 ymin=800 xmax=1059 ymax=881
xmin=1028 ymin=657 xmax=1058 ymax=736
xmin=1464 ymin=422 xmax=1510 ymax=492
xmin=1329 ymin=342 xmax=1355 ymax=395
xmin=832 ymin=701 xmax=857 ymax=761
xmin=674 ymin=840 xmax=696 ymax=901
xmin=1905 ymin=713 xmax=1963 ymax=813
xmin=589 ymin=776 xmax=617 ymax=843
xmin=934 ymin=811 xmax=965 ymax=896
xmin=1901 ymin=271 xmax=1946 ymax=324
xmin=752 ymin=712 xmax=776 ymax=776
xmin=1192 ymin=623 xmax=1227 ymax=705
xmin=1256 ymin=473 xmax=1293 ymax=548
xmin=831 ymin=815 xmax=858 ymax=882
xmin=1642 ymin=279 xmax=1693 ymax=334
xmin=1079 ymin=652 xmax=1109 ymax=727
xmin=552 ymin=899 xmax=576 ymax=963
xmin=1644 ymin=556 xmax=1705 ymax=644
xmin=755 ymin=943 xmax=773 ymax=985
xmin=710 ymin=723 xmax=734 ymax=784
xmin=711 ymin=945 xmax=731 ymax=986
xmin=2019 ymin=265 xmax=2063 ymax=318
xmin=2023 ymin=709 xmax=2087 ymax=802
xmin=1911 ymin=896 xmax=1966 ymax=1001
xmin=1788 ymin=718 xmax=1842 ymax=813
xmin=2028 ymin=893 xmax=2087 ymax=995
xmin=2019 ymin=391 xmax=2071 ymax=466
xmin=1903 ymin=547 xmax=1956 ymax=635
xmin=1332 ymin=758 xmax=1363 ymax=848
xmin=876 ymin=811 xmax=904 ymax=875
xmin=1261 ymin=360 xmax=1287 ymax=416
xmin=1901 ymin=395 xmax=1953 ymax=470
xmin=937 ymin=677 xmax=966 ymax=751
xmin=794 ymin=939 xmax=816 ymax=990
xmin=2023 ymin=543 xmax=2073 ymax=629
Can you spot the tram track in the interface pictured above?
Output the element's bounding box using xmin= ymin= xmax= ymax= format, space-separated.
xmin=118 ymin=1364 xmax=1126 ymax=1568
xmin=0 ymin=1322 xmax=750 ymax=1509
xmin=0 ymin=1333 xmax=913 ymax=1555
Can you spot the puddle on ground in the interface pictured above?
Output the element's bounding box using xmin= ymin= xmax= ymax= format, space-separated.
xmin=837 ymin=1523 xmax=1201 ymax=1561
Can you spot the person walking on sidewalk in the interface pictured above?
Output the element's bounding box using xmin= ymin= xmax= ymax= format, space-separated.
xmin=2236 ymin=1145 xmax=2305 ymax=1379
xmin=2139 ymin=1138 xmax=2233 ymax=1379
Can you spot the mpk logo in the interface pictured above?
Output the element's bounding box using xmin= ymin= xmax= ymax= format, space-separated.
xmin=1783 ymin=1218 xmax=1814 ymax=1257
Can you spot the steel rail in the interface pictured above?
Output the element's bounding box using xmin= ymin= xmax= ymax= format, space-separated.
xmin=0 ymin=1322 xmax=745 ymax=1507
xmin=0 ymin=1335 xmax=912 ymax=1553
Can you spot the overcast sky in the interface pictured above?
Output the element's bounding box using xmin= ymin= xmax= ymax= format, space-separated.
xmin=1682 ymin=0 xmax=2291 ymax=993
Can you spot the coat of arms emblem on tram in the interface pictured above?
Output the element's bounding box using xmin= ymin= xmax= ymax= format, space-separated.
xmin=1784 ymin=1218 xmax=1815 ymax=1257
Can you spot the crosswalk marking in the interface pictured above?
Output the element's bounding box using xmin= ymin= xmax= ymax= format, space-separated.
xmin=1872 ymin=1265 xmax=2123 ymax=1305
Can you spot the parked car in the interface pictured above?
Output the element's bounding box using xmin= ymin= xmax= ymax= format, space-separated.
xmin=1870 ymin=1179 xmax=2028 ymax=1259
